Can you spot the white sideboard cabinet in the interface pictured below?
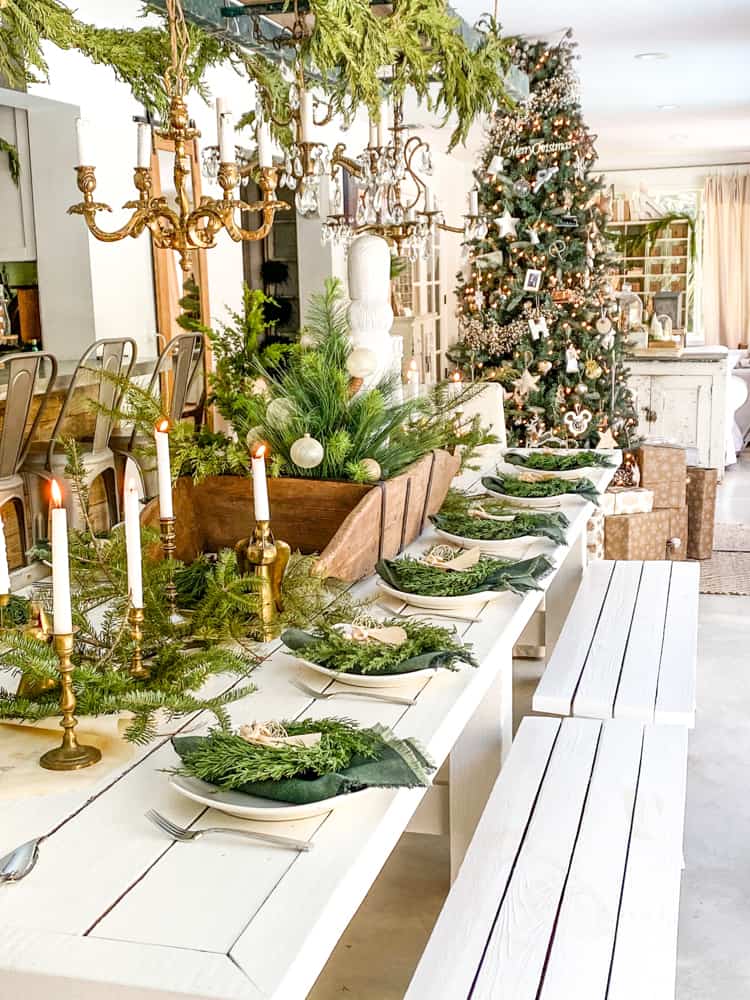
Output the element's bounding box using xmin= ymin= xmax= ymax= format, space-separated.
xmin=626 ymin=347 xmax=729 ymax=476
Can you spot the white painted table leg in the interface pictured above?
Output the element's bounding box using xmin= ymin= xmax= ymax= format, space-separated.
xmin=545 ymin=529 xmax=588 ymax=663
xmin=449 ymin=644 xmax=513 ymax=881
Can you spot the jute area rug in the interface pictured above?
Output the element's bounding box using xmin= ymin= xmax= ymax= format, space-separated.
xmin=700 ymin=523 xmax=750 ymax=596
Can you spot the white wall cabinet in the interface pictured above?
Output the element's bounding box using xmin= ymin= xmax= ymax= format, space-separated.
xmin=626 ymin=350 xmax=728 ymax=475
xmin=0 ymin=106 xmax=36 ymax=261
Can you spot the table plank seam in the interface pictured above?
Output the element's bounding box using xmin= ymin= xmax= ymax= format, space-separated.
xmin=607 ymin=562 xmax=648 ymax=719
xmin=567 ymin=564 xmax=621 ymax=713
xmin=645 ymin=563 xmax=672 ymax=720
xmin=603 ymin=725 xmax=646 ymax=997
xmin=466 ymin=717 xmax=567 ymax=999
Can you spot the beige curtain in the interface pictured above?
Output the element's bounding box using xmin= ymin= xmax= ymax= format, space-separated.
xmin=702 ymin=173 xmax=750 ymax=348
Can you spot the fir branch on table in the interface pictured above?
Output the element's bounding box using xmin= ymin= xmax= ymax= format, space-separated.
xmin=282 ymin=618 xmax=476 ymax=676
xmin=482 ymin=474 xmax=600 ymax=505
xmin=173 ymin=718 xmax=384 ymax=788
xmin=504 ymin=451 xmax=615 ymax=471
xmin=376 ymin=553 xmax=553 ymax=598
xmin=431 ymin=491 xmax=569 ymax=546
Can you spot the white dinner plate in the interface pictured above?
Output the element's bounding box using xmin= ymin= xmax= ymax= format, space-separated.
xmin=496 ymin=459 xmax=601 ymax=481
xmin=481 ymin=486 xmax=566 ymax=510
xmin=433 ymin=526 xmax=554 ymax=558
xmin=169 ymin=774 xmax=365 ymax=822
xmin=296 ymin=655 xmax=439 ymax=689
xmin=376 ymin=580 xmax=507 ymax=612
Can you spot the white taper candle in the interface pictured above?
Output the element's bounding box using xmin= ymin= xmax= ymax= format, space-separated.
xmin=124 ymin=464 xmax=143 ymax=609
xmin=0 ymin=511 xmax=10 ymax=596
xmin=137 ymin=123 xmax=151 ymax=169
xmin=300 ymin=90 xmax=314 ymax=144
xmin=251 ymin=443 xmax=270 ymax=521
xmin=154 ymin=418 xmax=173 ymax=519
xmin=216 ymin=97 xmax=234 ymax=162
xmin=75 ymin=118 xmax=94 ymax=166
xmin=50 ymin=480 xmax=73 ymax=634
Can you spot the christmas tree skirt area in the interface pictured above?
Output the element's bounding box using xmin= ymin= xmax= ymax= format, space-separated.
xmin=713 ymin=523 xmax=750 ymax=553
xmin=699 ymin=550 xmax=750 ymax=596
xmin=141 ymin=449 xmax=460 ymax=583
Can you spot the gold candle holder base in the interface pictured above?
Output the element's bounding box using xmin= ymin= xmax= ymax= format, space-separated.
xmin=17 ymin=601 xmax=57 ymax=699
xmin=235 ymin=520 xmax=290 ymax=642
xmin=128 ymin=606 xmax=148 ymax=679
xmin=40 ymin=632 xmax=101 ymax=771
xmin=160 ymin=516 xmax=185 ymax=624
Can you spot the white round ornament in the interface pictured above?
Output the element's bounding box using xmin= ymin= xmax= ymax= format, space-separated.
xmin=595 ymin=316 xmax=613 ymax=335
xmin=290 ymin=433 xmax=324 ymax=469
xmin=360 ymin=458 xmax=381 ymax=482
xmin=346 ymin=347 xmax=378 ymax=379
xmin=266 ymin=397 xmax=296 ymax=428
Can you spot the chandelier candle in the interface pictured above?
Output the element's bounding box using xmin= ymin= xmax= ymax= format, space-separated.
xmin=137 ymin=122 xmax=151 ymax=169
xmin=301 ymin=90 xmax=314 ymax=144
xmin=75 ymin=118 xmax=94 ymax=166
xmin=216 ymin=97 xmax=234 ymax=162
xmin=41 ymin=479 xmax=101 ymax=771
xmin=257 ymin=118 xmax=273 ymax=169
xmin=124 ymin=466 xmax=147 ymax=678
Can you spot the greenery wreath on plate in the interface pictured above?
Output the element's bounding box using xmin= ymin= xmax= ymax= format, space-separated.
xmin=431 ymin=490 xmax=569 ymax=545
xmin=504 ymin=450 xmax=615 ymax=472
xmin=375 ymin=550 xmax=553 ymax=598
xmin=482 ymin=473 xmax=600 ymax=504
xmin=282 ymin=618 xmax=476 ymax=676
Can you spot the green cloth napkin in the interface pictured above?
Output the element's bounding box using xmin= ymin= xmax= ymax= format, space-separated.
xmin=482 ymin=474 xmax=600 ymax=505
xmin=281 ymin=627 xmax=474 ymax=675
xmin=172 ymin=729 xmax=433 ymax=805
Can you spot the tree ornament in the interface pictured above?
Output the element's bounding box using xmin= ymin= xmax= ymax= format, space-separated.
xmin=584 ymin=358 xmax=603 ymax=380
xmin=266 ymin=397 xmax=296 ymax=428
xmin=513 ymin=178 xmax=531 ymax=197
xmin=532 ymin=165 xmax=559 ymax=194
xmin=512 ymin=367 xmax=541 ymax=399
xmin=346 ymin=347 xmax=378 ymax=379
xmin=537 ymin=359 xmax=553 ymax=375
xmin=528 ymin=314 xmax=549 ymax=341
xmin=565 ymin=344 xmax=580 ymax=373
xmin=575 ymin=382 xmax=588 ymax=395
xmin=563 ymin=404 xmax=593 ymax=437
xmin=527 ymin=227 xmax=540 ymax=245
xmin=595 ymin=314 xmax=613 ymax=335
xmin=487 ymin=153 xmax=504 ymax=175
xmin=360 ymin=458 xmax=382 ymax=482
xmin=290 ymin=434 xmax=324 ymax=469
xmin=495 ymin=208 xmax=519 ymax=239
xmin=596 ymin=426 xmax=619 ymax=450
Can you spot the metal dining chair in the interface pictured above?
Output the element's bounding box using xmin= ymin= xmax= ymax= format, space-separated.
xmin=0 ymin=352 xmax=58 ymax=556
xmin=24 ymin=338 xmax=137 ymax=532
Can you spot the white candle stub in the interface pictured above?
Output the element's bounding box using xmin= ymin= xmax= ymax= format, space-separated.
xmin=50 ymin=480 xmax=73 ymax=634
xmin=124 ymin=464 xmax=143 ymax=608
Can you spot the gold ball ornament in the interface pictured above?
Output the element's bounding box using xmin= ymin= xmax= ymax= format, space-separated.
xmin=346 ymin=347 xmax=378 ymax=379
xmin=537 ymin=360 xmax=553 ymax=375
xmin=360 ymin=458 xmax=382 ymax=482
xmin=584 ymin=359 xmax=603 ymax=380
xmin=290 ymin=433 xmax=324 ymax=469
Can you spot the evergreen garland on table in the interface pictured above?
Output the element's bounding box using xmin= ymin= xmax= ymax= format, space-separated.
xmin=376 ymin=552 xmax=553 ymax=597
xmin=431 ymin=490 xmax=569 ymax=545
xmin=282 ymin=618 xmax=476 ymax=675
xmin=450 ymin=32 xmax=638 ymax=448
xmin=504 ymin=450 xmax=614 ymax=471
xmin=482 ymin=473 xmax=599 ymax=504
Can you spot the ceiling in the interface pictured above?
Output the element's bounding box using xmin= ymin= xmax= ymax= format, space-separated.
xmin=451 ymin=0 xmax=750 ymax=171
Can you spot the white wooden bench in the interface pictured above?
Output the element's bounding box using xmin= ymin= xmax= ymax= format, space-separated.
xmin=533 ymin=560 xmax=699 ymax=726
xmin=406 ymin=715 xmax=689 ymax=1000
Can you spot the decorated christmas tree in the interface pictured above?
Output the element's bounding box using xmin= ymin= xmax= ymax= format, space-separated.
xmin=450 ymin=33 xmax=637 ymax=449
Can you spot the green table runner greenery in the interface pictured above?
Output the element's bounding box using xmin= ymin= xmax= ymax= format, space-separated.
xmin=504 ymin=450 xmax=615 ymax=472
xmin=282 ymin=619 xmax=476 ymax=676
xmin=172 ymin=719 xmax=433 ymax=805
xmin=431 ymin=490 xmax=569 ymax=546
xmin=482 ymin=474 xmax=600 ymax=505
xmin=375 ymin=553 xmax=553 ymax=598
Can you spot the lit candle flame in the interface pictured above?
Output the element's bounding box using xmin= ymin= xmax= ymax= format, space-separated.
xmin=156 ymin=417 xmax=170 ymax=434
xmin=252 ymin=443 xmax=267 ymax=460
xmin=51 ymin=480 xmax=63 ymax=508
xmin=451 ymin=371 xmax=462 ymax=383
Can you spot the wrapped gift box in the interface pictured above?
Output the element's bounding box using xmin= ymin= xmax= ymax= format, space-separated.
xmin=587 ymin=510 xmax=605 ymax=561
xmin=686 ymin=466 xmax=718 ymax=560
xmin=636 ymin=443 xmax=687 ymax=483
xmin=604 ymin=509 xmax=671 ymax=560
xmin=650 ymin=479 xmax=687 ymax=509
xmin=600 ymin=487 xmax=654 ymax=516
xmin=666 ymin=506 xmax=688 ymax=561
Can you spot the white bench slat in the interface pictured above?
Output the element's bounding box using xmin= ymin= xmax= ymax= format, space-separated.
xmin=538 ymin=718 xmax=643 ymax=1000
xmin=471 ymin=717 xmax=602 ymax=1000
xmin=532 ymin=561 xmax=616 ymax=715
xmin=608 ymin=725 xmax=689 ymax=1000
xmin=655 ymin=562 xmax=699 ymax=726
xmin=572 ymin=562 xmax=643 ymax=720
xmin=613 ymin=561 xmax=672 ymax=722
xmin=404 ymin=717 xmax=561 ymax=1000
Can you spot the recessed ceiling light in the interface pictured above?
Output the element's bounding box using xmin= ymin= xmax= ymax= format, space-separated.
xmin=635 ymin=51 xmax=669 ymax=61
xmin=657 ymin=104 xmax=680 ymax=111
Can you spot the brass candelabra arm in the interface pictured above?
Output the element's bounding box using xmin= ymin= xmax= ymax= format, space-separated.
xmin=330 ymin=143 xmax=362 ymax=178
xmin=216 ymin=166 xmax=289 ymax=243
xmin=68 ymin=166 xmax=152 ymax=243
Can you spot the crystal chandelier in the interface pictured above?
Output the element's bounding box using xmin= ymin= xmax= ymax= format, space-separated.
xmin=69 ymin=0 xmax=287 ymax=274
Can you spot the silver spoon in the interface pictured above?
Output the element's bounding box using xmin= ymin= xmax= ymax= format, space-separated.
xmin=0 ymin=836 xmax=43 ymax=883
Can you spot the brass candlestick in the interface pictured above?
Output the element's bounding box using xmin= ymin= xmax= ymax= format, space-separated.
xmin=159 ymin=516 xmax=183 ymax=623
xmin=17 ymin=601 xmax=57 ymax=699
xmin=128 ymin=606 xmax=148 ymax=679
xmin=40 ymin=632 xmax=101 ymax=771
xmin=0 ymin=591 xmax=9 ymax=628
xmin=235 ymin=520 xmax=290 ymax=642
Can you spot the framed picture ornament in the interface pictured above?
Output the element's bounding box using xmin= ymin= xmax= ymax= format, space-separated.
xmin=523 ymin=268 xmax=543 ymax=292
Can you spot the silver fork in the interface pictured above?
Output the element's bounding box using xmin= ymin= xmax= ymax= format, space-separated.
xmin=374 ymin=602 xmax=483 ymax=624
xmin=145 ymin=809 xmax=312 ymax=852
xmin=292 ymin=677 xmax=416 ymax=707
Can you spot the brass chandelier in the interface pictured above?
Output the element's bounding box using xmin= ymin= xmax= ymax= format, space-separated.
xmin=69 ymin=0 xmax=287 ymax=274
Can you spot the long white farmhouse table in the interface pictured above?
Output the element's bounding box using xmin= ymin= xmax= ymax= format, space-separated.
xmin=0 ymin=447 xmax=619 ymax=1000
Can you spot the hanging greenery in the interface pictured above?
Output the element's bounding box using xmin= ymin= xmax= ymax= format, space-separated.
xmin=0 ymin=136 xmax=20 ymax=185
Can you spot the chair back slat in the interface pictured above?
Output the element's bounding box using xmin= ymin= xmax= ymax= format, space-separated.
xmin=46 ymin=338 xmax=136 ymax=468
xmin=166 ymin=333 xmax=204 ymax=423
xmin=0 ymin=353 xmax=57 ymax=477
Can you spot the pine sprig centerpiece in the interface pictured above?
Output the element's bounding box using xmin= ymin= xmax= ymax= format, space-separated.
xmin=376 ymin=551 xmax=553 ymax=598
xmin=431 ymin=490 xmax=569 ymax=545
xmin=282 ymin=618 xmax=476 ymax=676
xmin=505 ymin=450 xmax=615 ymax=471
xmin=172 ymin=718 xmax=434 ymax=804
xmin=482 ymin=473 xmax=600 ymax=505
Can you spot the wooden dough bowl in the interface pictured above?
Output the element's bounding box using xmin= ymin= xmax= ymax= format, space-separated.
xmin=141 ymin=448 xmax=461 ymax=582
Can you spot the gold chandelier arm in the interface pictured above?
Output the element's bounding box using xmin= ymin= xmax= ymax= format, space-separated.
xmin=215 ymin=165 xmax=289 ymax=243
xmin=330 ymin=143 xmax=362 ymax=178
xmin=68 ymin=166 xmax=152 ymax=242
